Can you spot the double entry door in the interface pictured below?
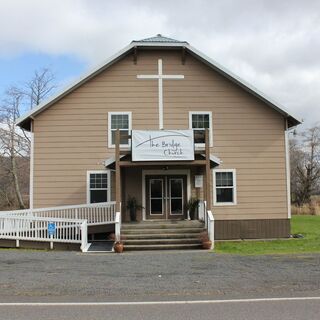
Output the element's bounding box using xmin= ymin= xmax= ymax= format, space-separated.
xmin=145 ymin=175 xmax=187 ymax=220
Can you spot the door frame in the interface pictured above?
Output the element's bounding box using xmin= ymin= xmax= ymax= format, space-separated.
xmin=142 ymin=169 xmax=191 ymax=221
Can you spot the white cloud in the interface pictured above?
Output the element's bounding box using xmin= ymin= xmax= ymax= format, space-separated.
xmin=0 ymin=0 xmax=319 ymax=129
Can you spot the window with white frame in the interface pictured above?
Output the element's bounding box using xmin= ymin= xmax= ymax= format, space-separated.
xmin=214 ymin=170 xmax=237 ymax=205
xmin=108 ymin=112 xmax=131 ymax=148
xmin=87 ymin=171 xmax=110 ymax=204
xmin=189 ymin=112 xmax=212 ymax=146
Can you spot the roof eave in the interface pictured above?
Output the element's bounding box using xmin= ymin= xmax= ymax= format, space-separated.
xmin=16 ymin=40 xmax=302 ymax=130
xmin=185 ymin=45 xmax=302 ymax=127
xmin=16 ymin=42 xmax=136 ymax=130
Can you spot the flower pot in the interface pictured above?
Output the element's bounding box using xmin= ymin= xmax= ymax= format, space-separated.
xmin=202 ymin=240 xmax=212 ymax=250
xmin=114 ymin=242 xmax=124 ymax=253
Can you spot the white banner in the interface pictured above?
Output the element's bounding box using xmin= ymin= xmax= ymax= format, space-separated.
xmin=132 ymin=130 xmax=194 ymax=161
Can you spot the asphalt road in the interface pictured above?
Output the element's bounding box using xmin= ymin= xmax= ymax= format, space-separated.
xmin=0 ymin=250 xmax=319 ymax=301
xmin=0 ymin=298 xmax=320 ymax=320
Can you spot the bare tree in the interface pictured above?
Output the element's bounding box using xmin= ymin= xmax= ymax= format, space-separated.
xmin=0 ymin=87 xmax=30 ymax=208
xmin=0 ymin=67 xmax=56 ymax=209
xmin=24 ymin=68 xmax=56 ymax=109
xmin=290 ymin=125 xmax=320 ymax=205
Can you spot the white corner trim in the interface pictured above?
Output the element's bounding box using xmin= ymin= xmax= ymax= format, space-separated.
xmin=188 ymin=111 xmax=213 ymax=148
xmin=285 ymin=121 xmax=291 ymax=219
xmin=86 ymin=170 xmax=111 ymax=204
xmin=16 ymin=41 xmax=301 ymax=130
xmin=213 ymin=169 xmax=237 ymax=206
xmin=29 ymin=123 xmax=34 ymax=209
xmin=107 ymin=111 xmax=132 ymax=149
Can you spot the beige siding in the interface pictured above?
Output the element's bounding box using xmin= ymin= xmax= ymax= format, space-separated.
xmin=33 ymin=49 xmax=288 ymax=220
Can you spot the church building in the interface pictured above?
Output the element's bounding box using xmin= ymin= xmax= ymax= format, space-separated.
xmin=16 ymin=35 xmax=301 ymax=249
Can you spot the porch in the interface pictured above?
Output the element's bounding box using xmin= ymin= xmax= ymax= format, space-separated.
xmin=0 ymin=129 xmax=215 ymax=252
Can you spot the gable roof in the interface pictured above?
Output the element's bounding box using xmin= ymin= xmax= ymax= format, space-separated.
xmin=16 ymin=34 xmax=301 ymax=130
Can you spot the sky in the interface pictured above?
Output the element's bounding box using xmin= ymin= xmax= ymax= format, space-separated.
xmin=0 ymin=0 xmax=319 ymax=130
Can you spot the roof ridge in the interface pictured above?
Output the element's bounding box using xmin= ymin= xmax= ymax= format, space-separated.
xmin=132 ymin=34 xmax=188 ymax=44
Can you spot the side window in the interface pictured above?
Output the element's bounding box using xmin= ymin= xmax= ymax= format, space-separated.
xmin=87 ymin=171 xmax=110 ymax=203
xmin=189 ymin=112 xmax=212 ymax=146
xmin=214 ymin=170 xmax=237 ymax=205
xmin=108 ymin=112 xmax=131 ymax=147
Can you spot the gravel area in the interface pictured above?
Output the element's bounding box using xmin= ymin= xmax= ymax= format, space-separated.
xmin=0 ymin=250 xmax=319 ymax=301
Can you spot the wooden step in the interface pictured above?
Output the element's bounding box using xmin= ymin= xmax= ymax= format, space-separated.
xmin=123 ymin=238 xmax=202 ymax=245
xmin=122 ymin=221 xmax=204 ymax=230
xmin=123 ymin=233 xmax=201 ymax=239
xmin=124 ymin=243 xmax=203 ymax=251
xmin=122 ymin=227 xmax=206 ymax=234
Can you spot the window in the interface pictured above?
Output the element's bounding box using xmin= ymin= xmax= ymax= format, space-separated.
xmin=213 ymin=169 xmax=237 ymax=205
xmin=108 ymin=112 xmax=132 ymax=148
xmin=87 ymin=171 xmax=110 ymax=204
xmin=189 ymin=112 xmax=212 ymax=146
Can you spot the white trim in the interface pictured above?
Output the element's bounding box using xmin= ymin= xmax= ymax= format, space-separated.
xmin=107 ymin=112 xmax=132 ymax=148
xmin=137 ymin=59 xmax=184 ymax=130
xmin=213 ymin=169 xmax=237 ymax=206
xmin=86 ymin=170 xmax=111 ymax=204
xmin=285 ymin=120 xmax=291 ymax=219
xmin=29 ymin=122 xmax=34 ymax=209
xmin=189 ymin=111 xmax=213 ymax=148
xmin=16 ymin=41 xmax=301 ymax=130
xmin=142 ymin=169 xmax=191 ymax=220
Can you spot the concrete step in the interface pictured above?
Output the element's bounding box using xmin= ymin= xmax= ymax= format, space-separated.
xmin=124 ymin=243 xmax=203 ymax=251
xmin=122 ymin=227 xmax=206 ymax=234
xmin=123 ymin=238 xmax=202 ymax=245
xmin=122 ymin=221 xmax=204 ymax=230
xmin=123 ymin=233 xmax=201 ymax=239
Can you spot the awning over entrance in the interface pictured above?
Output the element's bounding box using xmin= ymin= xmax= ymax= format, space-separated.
xmin=104 ymin=153 xmax=221 ymax=170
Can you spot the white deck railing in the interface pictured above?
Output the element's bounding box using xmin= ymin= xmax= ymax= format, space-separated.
xmin=0 ymin=215 xmax=88 ymax=251
xmin=0 ymin=202 xmax=117 ymax=252
xmin=0 ymin=202 xmax=116 ymax=225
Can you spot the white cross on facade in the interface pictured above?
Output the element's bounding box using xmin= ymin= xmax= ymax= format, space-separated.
xmin=137 ymin=59 xmax=184 ymax=129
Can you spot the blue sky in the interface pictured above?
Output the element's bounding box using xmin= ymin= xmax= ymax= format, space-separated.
xmin=0 ymin=0 xmax=319 ymax=129
xmin=0 ymin=52 xmax=85 ymax=97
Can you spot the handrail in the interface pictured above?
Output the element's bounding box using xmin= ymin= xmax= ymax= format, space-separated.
xmin=0 ymin=202 xmax=117 ymax=226
xmin=0 ymin=202 xmax=116 ymax=216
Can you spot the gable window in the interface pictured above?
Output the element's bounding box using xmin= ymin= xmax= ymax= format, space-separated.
xmin=87 ymin=171 xmax=110 ymax=204
xmin=189 ymin=111 xmax=213 ymax=147
xmin=108 ymin=112 xmax=132 ymax=148
xmin=213 ymin=169 xmax=237 ymax=205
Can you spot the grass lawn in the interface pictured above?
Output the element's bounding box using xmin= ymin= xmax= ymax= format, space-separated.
xmin=215 ymin=215 xmax=320 ymax=255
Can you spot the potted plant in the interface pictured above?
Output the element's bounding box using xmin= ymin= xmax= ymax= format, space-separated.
xmin=199 ymin=231 xmax=212 ymax=249
xmin=112 ymin=234 xmax=126 ymax=253
xmin=126 ymin=196 xmax=143 ymax=222
xmin=185 ymin=198 xmax=200 ymax=220
xmin=114 ymin=240 xmax=124 ymax=253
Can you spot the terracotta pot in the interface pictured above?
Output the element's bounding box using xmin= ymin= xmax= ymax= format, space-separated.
xmin=114 ymin=242 xmax=124 ymax=253
xmin=202 ymin=240 xmax=212 ymax=250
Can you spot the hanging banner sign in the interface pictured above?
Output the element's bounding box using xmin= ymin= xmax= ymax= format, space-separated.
xmin=132 ymin=130 xmax=194 ymax=161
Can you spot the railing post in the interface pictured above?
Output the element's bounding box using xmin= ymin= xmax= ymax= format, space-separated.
xmin=207 ymin=210 xmax=215 ymax=250
xmin=204 ymin=201 xmax=207 ymax=229
xmin=50 ymin=234 xmax=54 ymax=250
xmin=115 ymin=211 xmax=121 ymax=242
xmin=81 ymin=220 xmax=88 ymax=252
